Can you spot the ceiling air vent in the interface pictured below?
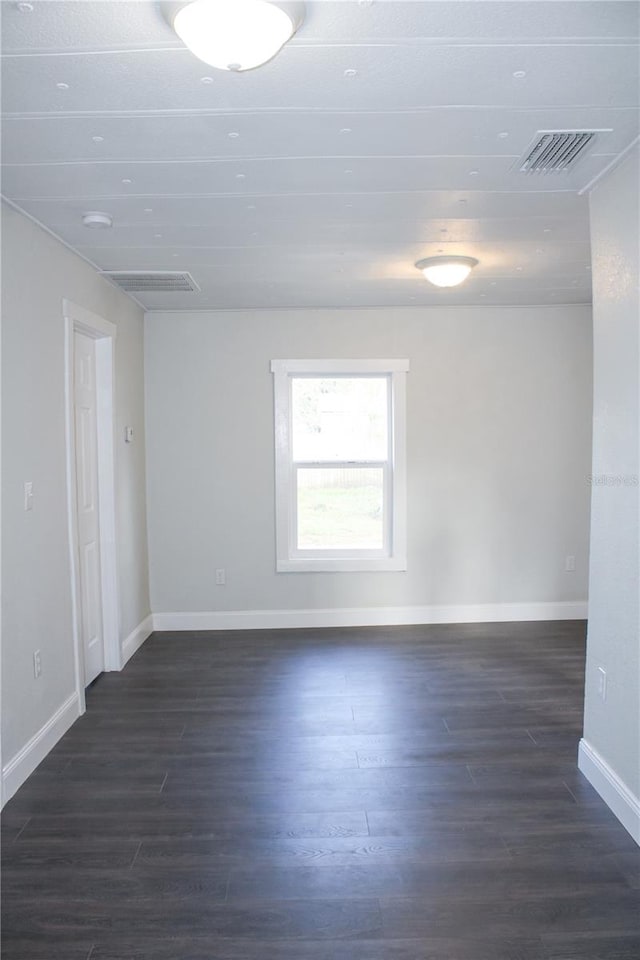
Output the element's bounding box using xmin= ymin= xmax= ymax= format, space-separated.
xmin=102 ymin=271 xmax=200 ymax=293
xmin=517 ymin=130 xmax=598 ymax=174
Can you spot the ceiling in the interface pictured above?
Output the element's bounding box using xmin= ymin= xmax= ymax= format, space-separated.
xmin=1 ymin=0 xmax=638 ymax=311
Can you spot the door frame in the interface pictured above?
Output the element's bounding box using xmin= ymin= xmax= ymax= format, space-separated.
xmin=64 ymin=299 xmax=120 ymax=714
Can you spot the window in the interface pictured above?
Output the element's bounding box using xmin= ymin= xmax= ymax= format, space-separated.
xmin=271 ymin=359 xmax=409 ymax=572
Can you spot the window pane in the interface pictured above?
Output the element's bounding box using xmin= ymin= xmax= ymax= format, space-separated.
xmin=296 ymin=467 xmax=384 ymax=550
xmin=292 ymin=377 xmax=388 ymax=462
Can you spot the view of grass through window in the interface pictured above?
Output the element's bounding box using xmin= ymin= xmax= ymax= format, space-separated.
xmin=297 ymin=467 xmax=384 ymax=549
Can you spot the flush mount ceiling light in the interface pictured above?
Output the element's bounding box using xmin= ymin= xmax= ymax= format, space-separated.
xmin=82 ymin=211 xmax=113 ymax=229
xmin=415 ymin=256 xmax=479 ymax=288
xmin=167 ymin=0 xmax=304 ymax=71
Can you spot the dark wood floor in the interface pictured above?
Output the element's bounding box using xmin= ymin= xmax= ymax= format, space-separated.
xmin=2 ymin=621 xmax=639 ymax=959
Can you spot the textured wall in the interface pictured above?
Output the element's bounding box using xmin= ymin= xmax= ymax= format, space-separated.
xmin=145 ymin=304 xmax=592 ymax=617
xmin=583 ymin=148 xmax=640 ymax=800
xmin=1 ymin=203 xmax=151 ymax=768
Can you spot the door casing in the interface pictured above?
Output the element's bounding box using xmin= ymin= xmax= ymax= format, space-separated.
xmin=64 ymin=299 xmax=120 ymax=714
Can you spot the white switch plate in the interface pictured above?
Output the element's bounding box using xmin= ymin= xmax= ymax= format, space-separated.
xmin=215 ymin=568 xmax=226 ymax=586
xmin=597 ymin=666 xmax=607 ymax=701
xmin=565 ymin=555 xmax=576 ymax=572
xmin=125 ymin=426 xmax=134 ymax=443
xmin=24 ymin=481 xmax=33 ymax=511
xmin=33 ymin=649 xmax=42 ymax=678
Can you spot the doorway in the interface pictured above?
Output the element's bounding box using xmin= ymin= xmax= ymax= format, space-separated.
xmin=64 ymin=300 xmax=120 ymax=712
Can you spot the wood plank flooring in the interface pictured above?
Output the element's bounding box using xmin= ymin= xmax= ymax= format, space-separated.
xmin=2 ymin=621 xmax=639 ymax=959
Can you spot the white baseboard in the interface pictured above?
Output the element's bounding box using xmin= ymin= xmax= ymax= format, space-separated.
xmin=2 ymin=693 xmax=80 ymax=807
xmin=121 ymin=614 xmax=154 ymax=666
xmin=1 ymin=616 xmax=153 ymax=808
xmin=152 ymin=600 xmax=587 ymax=633
xmin=578 ymin=738 xmax=640 ymax=845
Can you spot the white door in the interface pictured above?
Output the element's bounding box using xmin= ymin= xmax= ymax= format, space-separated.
xmin=74 ymin=331 xmax=105 ymax=685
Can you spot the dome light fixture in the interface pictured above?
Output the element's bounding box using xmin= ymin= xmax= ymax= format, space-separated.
xmin=82 ymin=211 xmax=113 ymax=229
xmin=168 ymin=0 xmax=305 ymax=72
xmin=415 ymin=255 xmax=479 ymax=288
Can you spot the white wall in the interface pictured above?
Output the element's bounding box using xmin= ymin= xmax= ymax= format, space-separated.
xmin=1 ymin=202 xmax=151 ymax=799
xmin=579 ymin=148 xmax=640 ymax=843
xmin=145 ymin=304 xmax=592 ymax=626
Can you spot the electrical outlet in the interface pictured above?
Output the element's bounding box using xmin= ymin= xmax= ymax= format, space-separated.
xmin=33 ymin=649 xmax=42 ymax=679
xmin=597 ymin=666 xmax=607 ymax=701
xmin=215 ymin=568 xmax=226 ymax=586
xmin=565 ymin=555 xmax=576 ymax=572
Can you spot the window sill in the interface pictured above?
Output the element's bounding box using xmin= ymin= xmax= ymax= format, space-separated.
xmin=277 ymin=556 xmax=407 ymax=573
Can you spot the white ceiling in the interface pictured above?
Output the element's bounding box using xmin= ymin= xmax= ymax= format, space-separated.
xmin=1 ymin=0 xmax=639 ymax=311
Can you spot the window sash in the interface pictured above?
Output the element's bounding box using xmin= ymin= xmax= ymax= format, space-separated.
xmin=290 ymin=461 xmax=391 ymax=558
xmin=290 ymin=373 xmax=390 ymax=464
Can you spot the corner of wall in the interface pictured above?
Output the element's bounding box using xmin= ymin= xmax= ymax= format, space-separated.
xmin=578 ymin=739 xmax=640 ymax=845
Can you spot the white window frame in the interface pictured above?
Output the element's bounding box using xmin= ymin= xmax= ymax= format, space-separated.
xmin=271 ymin=358 xmax=409 ymax=572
